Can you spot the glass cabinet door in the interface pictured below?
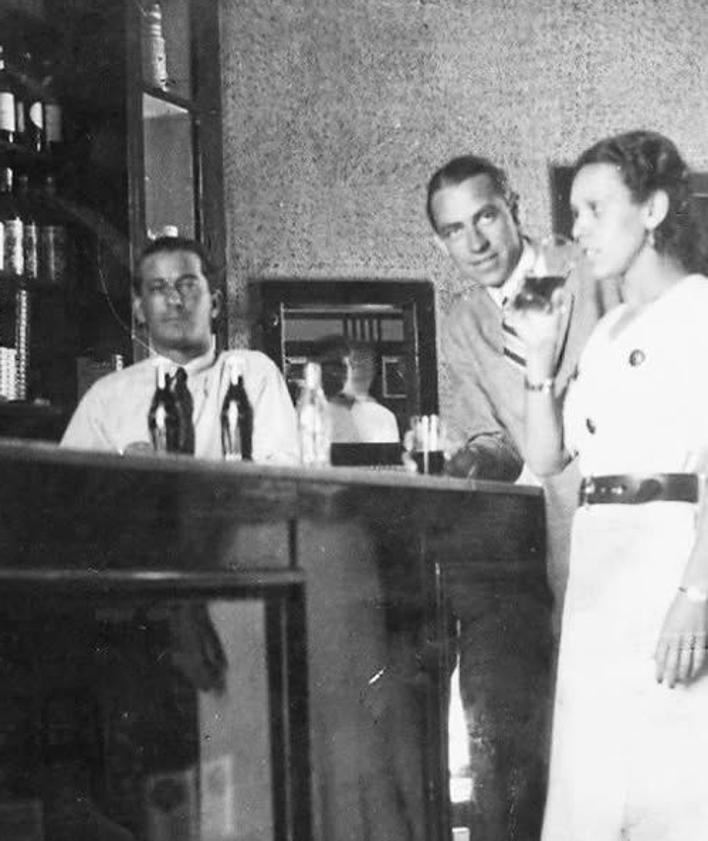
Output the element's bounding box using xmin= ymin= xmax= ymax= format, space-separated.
xmin=0 ymin=589 xmax=309 ymax=841
xmin=142 ymin=94 xmax=195 ymax=241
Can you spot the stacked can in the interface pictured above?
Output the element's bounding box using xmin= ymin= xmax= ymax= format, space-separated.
xmin=0 ymin=348 xmax=17 ymax=400
xmin=14 ymin=288 xmax=29 ymax=400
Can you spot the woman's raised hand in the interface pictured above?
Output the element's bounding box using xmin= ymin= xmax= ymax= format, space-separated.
xmin=506 ymin=287 xmax=567 ymax=374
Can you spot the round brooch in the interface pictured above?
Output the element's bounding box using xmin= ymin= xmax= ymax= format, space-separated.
xmin=629 ymin=349 xmax=645 ymax=367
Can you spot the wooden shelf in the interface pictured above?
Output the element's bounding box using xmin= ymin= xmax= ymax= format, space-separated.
xmin=142 ymin=85 xmax=196 ymax=113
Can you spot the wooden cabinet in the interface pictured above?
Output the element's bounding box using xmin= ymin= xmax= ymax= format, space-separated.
xmin=0 ymin=440 xmax=549 ymax=841
xmin=0 ymin=0 xmax=226 ymax=437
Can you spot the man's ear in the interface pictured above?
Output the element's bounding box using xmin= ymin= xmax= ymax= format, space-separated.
xmin=132 ymin=295 xmax=146 ymax=326
xmin=506 ymin=190 xmax=521 ymax=227
xmin=210 ymin=289 xmax=223 ymax=320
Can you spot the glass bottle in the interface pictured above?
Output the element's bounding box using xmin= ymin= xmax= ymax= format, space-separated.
xmin=26 ymin=58 xmax=60 ymax=154
xmin=148 ymin=363 xmax=178 ymax=453
xmin=38 ymin=175 xmax=68 ymax=287
xmin=16 ymin=174 xmax=38 ymax=284
xmin=221 ymin=356 xmax=253 ymax=461
xmin=297 ymin=361 xmax=332 ymax=467
xmin=0 ymin=45 xmax=17 ymax=144
xmin=0 ymin=167 xmax=23 ymax=277
xmin=41 ymin=72 xmax=62 ymax=156
xmin=26 ymin=81 xmax=43 ymax=153
xmin=12 ymin=49 xmax=32 ymax=148
xmin=170 ymin=367 xmax=195 ymax=454
xmin=143 ymin=2 xmax=169 ymax=91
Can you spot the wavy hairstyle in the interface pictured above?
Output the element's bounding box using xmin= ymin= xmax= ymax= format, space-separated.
xmin=573 ymin=130 xmax=708 ymax=274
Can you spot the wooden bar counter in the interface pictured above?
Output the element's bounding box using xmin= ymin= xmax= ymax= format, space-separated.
xmin=0 ymin=439 xmax=548 ymax=841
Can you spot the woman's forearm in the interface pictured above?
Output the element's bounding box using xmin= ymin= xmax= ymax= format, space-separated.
xmin=524 ymin=346 xmax=569 ymax=477
xmin=680 ymin=478 xmax=708 ymax=593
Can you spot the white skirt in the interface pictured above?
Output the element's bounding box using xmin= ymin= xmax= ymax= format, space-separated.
xmin=541 ymin=500 xmax=708 ymax=841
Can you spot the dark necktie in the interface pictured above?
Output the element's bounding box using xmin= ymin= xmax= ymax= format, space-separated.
xmin=172 ymin=367 xmax=195 ymax=454
xmin=501 ymin=298 xmax=526 ymax=370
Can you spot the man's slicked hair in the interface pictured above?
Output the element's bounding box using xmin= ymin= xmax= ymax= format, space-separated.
xmin=426 ymin=154 xmax=519 ymax=232
xmin=134 ymin=235 xmax=220 ymax=294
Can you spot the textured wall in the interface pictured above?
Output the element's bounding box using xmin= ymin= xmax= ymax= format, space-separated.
xmin=220 ymin=0 xmax=708 ymax=407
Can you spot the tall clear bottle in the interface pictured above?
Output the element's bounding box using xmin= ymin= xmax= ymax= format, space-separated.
xmin=143 ymin=2 xmax=169 ymax=91
xmin=12 ymin=48 xmax=31 ymax=149
xmin=297 ymin=361 xmax=332 ymax=467
xmin=38 ymin=175 xmax=68 ymax=287
xmin=26 ymin=58 xmax=62 ymax=155
xmin=221 ymin=357 xmax=253 ymax=461
xmin=148 ymin=363 xmax=178 ymax=453
xmin=41 ymin=72 xmax=62 ymax=156
xmin=16 ymin=174 xmax=38 ymax=284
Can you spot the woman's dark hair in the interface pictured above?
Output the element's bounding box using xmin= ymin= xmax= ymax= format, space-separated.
xmin=426 ymin=154 xmax=519 ymax=232
xmin=133 ymin=235 xmax=220 ymax=293
xmin=574 ymin=130 xmax=707 ymax=273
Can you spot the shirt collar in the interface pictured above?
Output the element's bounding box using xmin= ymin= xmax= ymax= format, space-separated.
xmin=151 ymin=336 xmax=217 ymax=378
xmin=486 ymin=241 xmax=535 ymax=309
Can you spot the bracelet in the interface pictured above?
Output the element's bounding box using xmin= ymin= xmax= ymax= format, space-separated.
xmin=524 ymin=377 xmax=554 ymax=393
xmin=678 ymin=585 xmax=708 ymax=604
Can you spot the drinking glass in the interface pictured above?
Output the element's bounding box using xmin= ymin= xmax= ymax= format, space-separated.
xmin=512 ymin=234 xmax=578 ymax=311
xmin=405 ymin=415 xmax=446 ymax=475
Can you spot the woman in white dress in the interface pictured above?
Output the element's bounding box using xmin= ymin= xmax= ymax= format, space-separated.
xmin=514 ymin=130 xmax=708 ymax=841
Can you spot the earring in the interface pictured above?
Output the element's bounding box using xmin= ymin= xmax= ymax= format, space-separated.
xmin=647 ymin=228 xmax=656 ymax=249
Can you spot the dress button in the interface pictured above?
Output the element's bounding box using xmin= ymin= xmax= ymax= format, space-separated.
xmin=629 ymin=349 xmax=645 ymax=367
xmin=586 ymin=418 xmax=596 ymax=434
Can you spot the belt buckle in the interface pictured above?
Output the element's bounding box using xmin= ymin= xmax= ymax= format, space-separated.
xmin=582 ymin=476 xmax=595 ymax=508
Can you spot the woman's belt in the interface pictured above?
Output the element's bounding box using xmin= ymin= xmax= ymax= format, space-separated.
xmin=579 ymin=473 xmax=700 ymax=506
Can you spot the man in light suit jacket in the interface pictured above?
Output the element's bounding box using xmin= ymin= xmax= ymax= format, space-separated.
xmin=428 ymin=154 xmax=621 ymax=841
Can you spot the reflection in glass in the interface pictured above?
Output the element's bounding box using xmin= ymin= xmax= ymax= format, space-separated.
xmin=0 ymin=595 xmax=283 ymax=841
xmin=143 ymin=94 xmax=195 ymax=240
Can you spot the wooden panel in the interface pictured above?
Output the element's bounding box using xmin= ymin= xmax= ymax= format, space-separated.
xmin=0 ymin=439 xmax=548 ymax=841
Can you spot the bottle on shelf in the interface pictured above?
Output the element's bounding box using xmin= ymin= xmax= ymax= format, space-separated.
xmin=25 ymin=100 xmax=42 ymax=152
xmin=220 ymin=356 xmax=253 ymax=461
xmin=297 ymin=361 xmax=332 ymax=467
xmin=16 ymin=174 xmax=38 ymax=284
xmin=41 ymin=71 xmax=62 ymax=156
xmin=12 ymin=49 xmax=32 ymax=149
xmin=148 ymin=362 xmax=178 ymax=453
xmin=37 ymin=175 xmax=68 ymax=287
xmin=0 ymin=45 xmax=17 ymax=144
xmin=0 ymin=167 xmax=24 ymax=277
xmin=25 ymin=59 xmax=62 ymax=155
xmin=143 ymin=2 xmax=169 ymax=91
